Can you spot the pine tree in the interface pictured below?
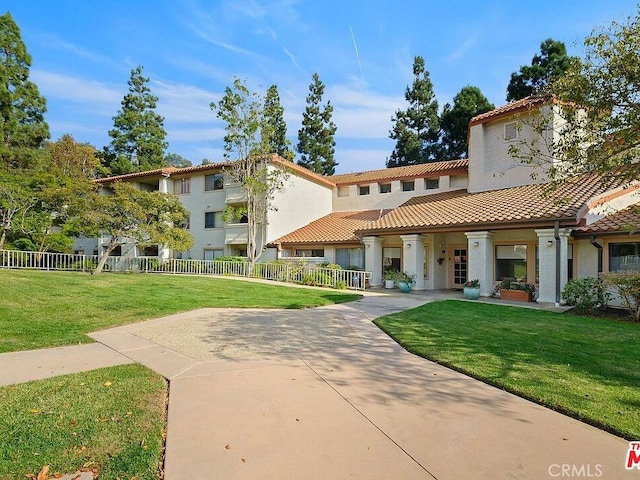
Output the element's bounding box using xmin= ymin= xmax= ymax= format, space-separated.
xmin=387 ymin=56 xmax=441 ymax=167
xmin=297 ymin=73 xmax=337 ymax=175
xmin=263 ymin=85 xmax=294 ymax=161
xmin=0 ymin=12 xmax=49 ymax=171
xmin=506 ymin=39 xmax=575 ymax=102
xmin=104 ymin=66 xmax=168 ymax=175
xmin=440 ymin=86 xmax=494 ymax=159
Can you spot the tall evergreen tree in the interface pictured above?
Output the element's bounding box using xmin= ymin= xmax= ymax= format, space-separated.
xmin=103 ymin=66 xmax=168 ymax=175
xmin=506 ymin=38 xmax=575 ymax=102
xmin=0 ymin=12 xmax=49 ymax=171
xmin=263 ymin=85 xmax=294 ymax=161
xmin=440 ymin=86 xmax=494 ymax=159
xmin=387 ymin=56 xmax=441 ymax=167
xmin=297 ymin=73 xmax=337 ymax=175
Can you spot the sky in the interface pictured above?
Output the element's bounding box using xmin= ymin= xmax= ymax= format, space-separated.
xmin=4 ymin=1 xmax=639 ymax=174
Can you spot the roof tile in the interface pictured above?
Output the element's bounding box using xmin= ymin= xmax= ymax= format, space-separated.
xmin=327 ymin=159 xmax=468 ymax=185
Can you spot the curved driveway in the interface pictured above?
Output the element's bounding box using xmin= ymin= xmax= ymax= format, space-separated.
xmin=87 ymin=291 xmax=634 ymax=480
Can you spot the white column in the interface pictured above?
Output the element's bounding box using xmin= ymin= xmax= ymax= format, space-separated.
xmin=465 ymin=231 xmax=494 ymax=297
xmin=535 ymin=228 xmax=571 ymax=304
xmin=401 ymin=234 xmax=425 ymax=290
xmin=363 ymin=236 xmax=383 ymax=287
xmin=158 ymin=174 xmax=171 ymax=193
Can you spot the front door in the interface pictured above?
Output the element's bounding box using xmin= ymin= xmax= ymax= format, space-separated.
xmin=450 ymin=246 xmax=468 ymax=289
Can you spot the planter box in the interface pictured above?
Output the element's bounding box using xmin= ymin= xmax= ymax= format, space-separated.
xmin=463 ymin=286 xmax=480 ymax=300
xmin=499 ymin=289 xmax=532 ymax=302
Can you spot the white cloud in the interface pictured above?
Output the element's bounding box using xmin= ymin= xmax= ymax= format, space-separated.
xmin=31 ymin=70 xmax=122 ymax=111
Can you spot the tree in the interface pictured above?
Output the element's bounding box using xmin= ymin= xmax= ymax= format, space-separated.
xmin=69 ymin=182 xmax=193 ymax=274
xmin=46 ymin=134 xmax=99 ymax=179
xmin=511 ymin=8 xmax=640 ymax=191
xmin=0 ymin=12 xmax=49 ymax=171
xmin=297 ymin=73 xmax=337 ymax=175
xmin=440 ymin=86 xmax=494 ymax=159
xmin=103 ymin=66 xmax=168 ymax=175
xmin=165 ymin=152 xmax=192 ymax=168
xmin=211 ymin=77 xmax=289 ymax=268
xmin=263 ymin=85 xmax=294 ymax=161
xmin=506 ymin=38 xmax=575 ymax=102
xmin=387 ymin=56 xmax=441 ymax=167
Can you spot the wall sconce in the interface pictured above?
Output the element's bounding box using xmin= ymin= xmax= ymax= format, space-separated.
xmin=407 ymin=243 xmax=412 ymax=248
xmin=473 ymin=241 xmax=479 ymax=247
xmin=365 ymin=244 xmax=370 ymax=248
xmin=437 ymin=258 xmax=444 ymax=265
xmin=546 ymin=240 xmax=554 ymax=247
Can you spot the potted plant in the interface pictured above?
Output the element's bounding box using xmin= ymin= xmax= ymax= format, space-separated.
xmin=397 ymin=272 xmax=416 ymax=293
xmin=383 ymin=269 xmax=399 ymax=289
xmin=463 ymin=279 xmax=480 ymax=300
xmin=496 ymin=279 xmax=536 ymax=302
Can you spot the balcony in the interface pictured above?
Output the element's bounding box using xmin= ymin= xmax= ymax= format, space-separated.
xmin=225 ymin=185 xmax=247 ymax=204
xmin=225 ymin=224 xmax=248 ymax=244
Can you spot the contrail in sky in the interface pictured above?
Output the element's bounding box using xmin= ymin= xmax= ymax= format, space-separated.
xmin=349 ymin=24 xmax=364 ymax=83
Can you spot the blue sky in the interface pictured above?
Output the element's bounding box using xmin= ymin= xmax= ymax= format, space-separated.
xmin=4 ymin=1 xmax=638 ymax=174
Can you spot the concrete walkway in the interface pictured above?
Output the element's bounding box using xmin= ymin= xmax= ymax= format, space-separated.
xmin=1 ymin=290 xmax=636 ymax=479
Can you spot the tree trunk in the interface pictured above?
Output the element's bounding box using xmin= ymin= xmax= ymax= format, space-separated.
xmin=93 ymin=238 xmax=117 ymax=275
xmin=0 ymin=230 xmax=5 ymax=250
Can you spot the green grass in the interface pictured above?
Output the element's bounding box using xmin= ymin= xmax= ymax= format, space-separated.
xmin=0 ymin=364 xmax=166 ymax=480
xmin=374 ymin=300 xmax=640 ymax=440
xmin=0 ymin=269 xmax=360 ymax=353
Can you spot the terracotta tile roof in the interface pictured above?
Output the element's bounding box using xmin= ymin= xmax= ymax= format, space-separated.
xmin=94 ymin=162 xmax=230 ymax=183
xmin=360 ymin=175 xmax=617 ymax=234
xmin=573 ymin=206 xmax=640 ymax=235
xmin=327 ymin=159 xmax=468 ymax=185
xmin=271 ymin=210 xmax=390 ymax=246
xmin=270 ymin=155 xmax=335 ymax=187
xmin=469 ymin=95 xmax=556 ymax=126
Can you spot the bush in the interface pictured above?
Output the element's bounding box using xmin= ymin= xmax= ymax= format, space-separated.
xmin=301 ymin=271 xmax=333 ymax=287
xmin=602 ymin=271 xmax=640 ymax=321
xmin=320 ymin=263 xmax=342 ymax=270
xmin=561 ymin=277 xmax=610 ymax=312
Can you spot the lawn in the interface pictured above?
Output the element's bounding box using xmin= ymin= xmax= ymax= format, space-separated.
xmin=0 ymin=269 xmax=360 ymax=479
xmin=0 ymin=269 xmax=360 ymax=353
xmin=374 ymin=300 xmax=640 ymax=440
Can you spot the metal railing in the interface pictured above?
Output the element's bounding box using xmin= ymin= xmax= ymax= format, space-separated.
xmin=0 ymin=250 xmax=369 ymax=290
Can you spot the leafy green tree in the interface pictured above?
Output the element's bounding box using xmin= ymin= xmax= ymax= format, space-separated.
xmin=0 ymin=173 xmax=37 ymax=249
xmin=103 ymin=66 xmax=168 ymax=175
xmin=69 ymin=182 xmax=193 ymax=274
xmin=263 ymin=85 xmax=294 ymax=161
xmin=440 ymin=86 xmax=494 ymax=159
xmin=212 ymin=77 xmax=289 ymax=268
xmin=510 ymin=8 xmax=640 ymax=194
xmin=297 ymin=73 xmax=337 ymax=175
xmin=506 ymin=38 xmax=575 ymax=102
xmin=0 ymin=12 xmax=49 ymax=171
xmin=165 ymin=152 xmax=192 ymax=168
xmin=387 ymin=56 xmax=441 ymax=167
xmin=46 ymin=134 xmax=99 ymax=179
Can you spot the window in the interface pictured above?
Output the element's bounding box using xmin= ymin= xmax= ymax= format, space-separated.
xmin=359 ymin=185 xmax=370 ymax=196
xmin=139 ymin=245 xmax=159 ymax=256
xmin=175 ymin=178 xmax=190 ymax=194
xmin=379 ymin=183 xmax=391 ymax=194
xmin=496 ymin=245 xmax=527 ymax=281
xmin=609 ymin=242 xmax=640 ymax=271
xmin=504 ymin=122 xmax=518 ymax=141
xmin=402 ymin=180 xmax=415 ymax=192
xmin=109 ymin=245 xmax=122 ymax=256
xmin=295 ymin=249 xmax=324 ymax=257
xmin=204 ymin=173 xmax=224 ymax=191
xmin=204 ymin=211 xmax=223 ymax=229
xmin=336 ymin=247 xmax=364 ymax=269
xmin=425 ymin=178 xmax=439 ymax=190
xmin=204 ymin=249 xmax=224 ymax=261
xmin=383 ymin=247 xmax=401 ymax=272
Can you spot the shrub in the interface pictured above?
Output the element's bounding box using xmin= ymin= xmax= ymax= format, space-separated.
xmin=561 ymin=277 xmax=610 ymax=313
xmin=302 ymin=271 xmax=333 ymax=287
xmin=320 ymin=263 xmax=342 ymax=270
xmin=602 ymin=271 xmax=640 ymax=321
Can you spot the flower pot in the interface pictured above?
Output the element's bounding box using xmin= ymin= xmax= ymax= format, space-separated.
xmin=398 ymin=281 xmax=412 ymax=293
xmin=384 ymin=279 xmax=395 ymax=289
xmin=463 ymin=286 xmax=480 ymax=300
xmin=499 ymin=289 xmax=532 ymax=302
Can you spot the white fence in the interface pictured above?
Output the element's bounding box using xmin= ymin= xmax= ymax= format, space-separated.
xmin=0 ymin=250 xmax=369 ymax=291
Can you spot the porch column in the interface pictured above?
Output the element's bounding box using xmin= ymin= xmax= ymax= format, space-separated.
xmin=363 ymin=236 xmax=383 ymax=287
xmin=465 ymin=231 xmax=494 ymax=297
xmin=535 ymin=228 xmax=571 ymax=304
xmin=401 ymin=234 xmax=425 ymax=290
xmin=158 ymin=174 xmax=171 ymax=193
